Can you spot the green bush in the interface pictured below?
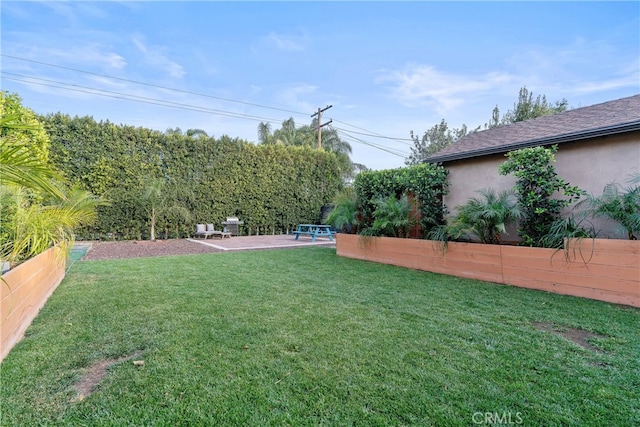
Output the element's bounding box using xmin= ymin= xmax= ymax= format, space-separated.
xmin=353 ymin=163 xmax=448 ymax=238
xmin=499 ymin=145 xmax=584 ymax=247
xmin=43 ymin=115 xmax=343 ymax=239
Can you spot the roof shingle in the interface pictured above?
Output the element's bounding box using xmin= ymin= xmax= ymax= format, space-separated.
xmin=426 ymin=94 xmax=640 ymax=163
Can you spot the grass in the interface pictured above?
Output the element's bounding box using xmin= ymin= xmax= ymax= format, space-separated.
xmin=1 ymin=247 xmax=639 ymax=426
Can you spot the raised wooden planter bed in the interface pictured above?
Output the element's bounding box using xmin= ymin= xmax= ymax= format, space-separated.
xmin=1 ymin=247 xmax=66 ymax=362
xmin=336 ymin=234 xmax=639 ymax=308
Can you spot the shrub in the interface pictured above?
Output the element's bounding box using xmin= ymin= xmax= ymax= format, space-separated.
xmin=499 ymin=145 xmax=584 ymax=247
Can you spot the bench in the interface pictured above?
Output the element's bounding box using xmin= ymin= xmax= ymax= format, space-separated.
xmin=293 ymin=224 xmax=335 ymax=242
xmin=194 ymin=223 xmax=232 ymax=239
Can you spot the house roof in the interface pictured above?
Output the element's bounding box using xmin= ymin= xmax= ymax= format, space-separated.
xmin=426 ymin=94 xmax=640 ymax=163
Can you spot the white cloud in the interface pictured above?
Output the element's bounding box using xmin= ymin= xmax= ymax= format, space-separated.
xmin=570 ymin=74 xmax=640 ymax=95
xmin=132 ymin=37 xmax=186 ymax=79
xmin=262 ymin=32 xmax=306 ymax=52
xmin=277 ymin=84 xmax=317 ymax=113
xmin=377 ymin=64 xmax=514 ymax=114
xmin=53 ymin=46 xmax=127 ymax=70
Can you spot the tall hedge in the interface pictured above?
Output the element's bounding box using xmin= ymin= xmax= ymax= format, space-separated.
xmin=44 ymin=114 xmax=342 ymax=239
xmin=354 ymin=163 xmax=449 ymax=236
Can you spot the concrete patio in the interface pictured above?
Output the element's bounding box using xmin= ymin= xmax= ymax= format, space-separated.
xmin=188 ymin=233 xmax=336 ymax=252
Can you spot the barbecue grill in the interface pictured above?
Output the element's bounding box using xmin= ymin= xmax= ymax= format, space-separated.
xmin=221 ymin=217 xmax=244 ymax=236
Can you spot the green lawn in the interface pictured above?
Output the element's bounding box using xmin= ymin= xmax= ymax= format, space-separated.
xmin=1 ymin=247 xmax=638 ymax=426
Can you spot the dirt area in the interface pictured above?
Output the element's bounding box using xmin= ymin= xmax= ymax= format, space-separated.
xmin=81 ymin=239 xmax=223 ymax=261
xmin=532 ymin=321 xmax=606 ymax=353
xmin=73 ymin=351 xmax=143 ymax=402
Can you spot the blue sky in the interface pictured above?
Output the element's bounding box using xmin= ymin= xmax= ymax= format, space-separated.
xmin=2 ymin=1 xmax=638 ymax=170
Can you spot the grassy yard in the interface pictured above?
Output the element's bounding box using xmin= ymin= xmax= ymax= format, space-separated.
xmin=1 ymin=247 xmax=638 ymax=426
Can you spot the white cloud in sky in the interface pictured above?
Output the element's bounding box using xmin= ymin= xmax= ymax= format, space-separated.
xmin=378 ymin=64 xmax=514 ymax=113
xmin=278 ymin=84 xmax=317 ymax=114
xmin=46 ymin=45 xmax=127 ymax=70
xmin=262 ymin=32 xmax=306 ymax=52
xmin=132 ymin=37 xmax=186 ymax=79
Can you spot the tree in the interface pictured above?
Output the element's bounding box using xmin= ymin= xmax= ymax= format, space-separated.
xmin=498 ymin=145 xmax=584 ymax=247
xmin=325 ymin=188 xmax=358 ymax=234
xmin=257 ymin=122 xmax=273 ymax=145
xmin=406 ymin=120 xmax=469 ymax=165
xmin=486 ymin=86 xmax=568 ymax=128
xmin=0 ymin=92 xmax=62 ymax=198
xmin=140 ymin=176 xmax=191 ymax=241
xmin=407 ymin=86 xmax=569 ymax=164
xmin=1 ymin=92 xmax=103 ymax=266
xmin=258 ymin=117 xmax=359 ymax=182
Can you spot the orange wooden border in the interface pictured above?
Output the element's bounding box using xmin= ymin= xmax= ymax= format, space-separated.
xmin=337 ymin=235 xmax=639 ymax=307
xmin=1 ymin=247 xmax=66 ymax=362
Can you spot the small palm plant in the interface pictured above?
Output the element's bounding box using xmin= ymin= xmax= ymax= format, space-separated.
xmin=371 ymin=194 xmax=418 ymax=238
xmin=451 ymin=188 xmax=521 ymax=244
xmin=1 ymin=186 xmax=104 ymax=265
xmin=577 ymin=174 xmax=640 ymax=240
xmin=325 ymin=188 xmax=358 ymax=234
xmin=141 ymin=176 xmax=191 ymax=241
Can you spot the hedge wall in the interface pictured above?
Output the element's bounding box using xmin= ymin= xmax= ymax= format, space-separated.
xmin=353 ymin=163 xmax=449 ymax=236
xmin=44 ymin=114 xmax=343 ymax=239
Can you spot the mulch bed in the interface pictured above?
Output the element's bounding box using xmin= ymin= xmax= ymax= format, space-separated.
xmin=81 ymin=239 xmax=223 ymax=261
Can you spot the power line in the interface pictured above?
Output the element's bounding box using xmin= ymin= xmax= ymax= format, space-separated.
xmin=1 ymin=54 xmax=308 ymax=117
xmin=2 ymin=55 xmax=415 ymax=158
xmin=333 ymin=126 xmax=413 ymax=145
xmin=4 ymin=55 xmax=421 ymax=146
xmin=333 ymin=118 xmax=413 ymax=144
xmin=2 ymin=72 xmax=284 ymax=124
xmin=338 ymin=129 xmax=409 ymax=158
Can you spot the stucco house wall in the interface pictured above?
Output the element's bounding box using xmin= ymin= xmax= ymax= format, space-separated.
xmin=428 ymin=95 xmax=640 ymax=240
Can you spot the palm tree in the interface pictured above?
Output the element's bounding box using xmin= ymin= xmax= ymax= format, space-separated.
xmin=258 ymin=117 xmax=359 ymax=183
xmin=577 ymin=174 xmax=640 ymax=240
xmin=1 ymin=187 xmax=103 ymax=264
xmin=257 ymin=122 xmax=273 ymax=144
xmin=0 ymin=114 xmax=63 ymax=198
xmin=452 ymin=188 xmax=521 ymax=244
xmin=141 ymin=176 xmax=191 ymax=241
xmin=372 ymin=194 xmax=418 ymax=238
xmin=325 ymin=188 xmax=358 ymax=233
xmin=1 ymin=92 xmax=104 ymax=266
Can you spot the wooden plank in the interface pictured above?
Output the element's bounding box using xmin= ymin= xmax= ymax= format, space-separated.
xmin=1 ymin=247 xmax=66 ymax=362
xmin=337 ymin=235 xmax=640 ymax=307
xmin=503 ymin=276 xmax=639 ymax=307
xmin=502 ymin=266 xmax=639 ymax=295
xmin=569 ymin=238 xmax=640 ymax=253
xmin=501 ymin=253 xmax=639 ymax=281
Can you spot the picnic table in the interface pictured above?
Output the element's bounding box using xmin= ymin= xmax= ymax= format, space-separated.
xmin=292 ymin=224 xmax=335 ymax=242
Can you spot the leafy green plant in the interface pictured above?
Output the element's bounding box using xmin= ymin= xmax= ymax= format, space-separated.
xmin=44 ymin=115 xmax=344 ymax=239
xmin=539 ymin=214 xmax=596 ymax=249
xmin=354 ymin=163 xmax=448 ymax=237
xmin=1 ymin=187 xmax=104 ymax=265
xmin=577 ymin=174 xmax=640 ymax=240
xmin=371 ymin=194 xmax=418 ymax=238
xmin=325 ymin=188 xmax=358 ymax=233
xmin=0 ymin=92 xmax=104 ymax=266
xmin=450 ymin=188 xmax=521 ymax=244
xmin=141 ymin=176 xmax=191 ymax=241
xmin=499 ymin=145 xmax=584 ymax=247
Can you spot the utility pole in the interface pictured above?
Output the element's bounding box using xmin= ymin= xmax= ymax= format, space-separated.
xmin=311 ymin=105 xmax=333 ymax=149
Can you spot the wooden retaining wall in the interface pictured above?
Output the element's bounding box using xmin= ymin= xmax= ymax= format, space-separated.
xmin=1 ymin=247 xmax=66 ymax=362
xmin=336 ymin=235 xmax=640 ymax=307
